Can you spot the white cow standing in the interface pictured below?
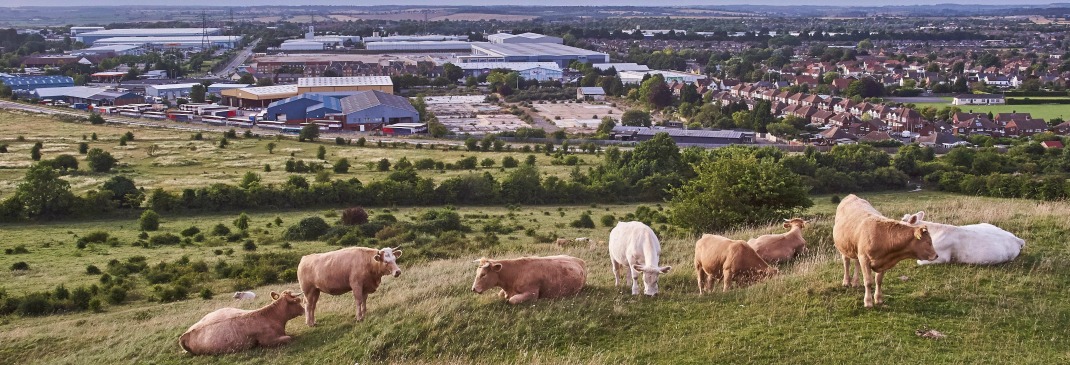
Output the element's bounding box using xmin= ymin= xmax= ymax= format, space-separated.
xmin=608 ymin=221 xmax=671 ymax=296
xmin=902 ymin=211 xmax=1025 ymax=265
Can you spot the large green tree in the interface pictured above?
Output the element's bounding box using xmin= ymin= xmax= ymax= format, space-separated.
xmin=11 ymin=163 xmax=75 ymax=218
xmin=669 ymin=153 xmax=812 ymax=233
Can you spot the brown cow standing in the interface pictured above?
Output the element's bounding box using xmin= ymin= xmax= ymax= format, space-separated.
xmin=833 ymin=194 xmax=937 ymax=308
xmin=297 ymin=246 xmax=402 ymax=326
xmin=748 ymin=218 xmax=808 ymax=264
xmin=179 ymin=291 xmax=304 ymax=355
xmin=470 ymin=255 xmax=586 ymax=304
xmin=694 ymin=234 xmax=778 ymax=294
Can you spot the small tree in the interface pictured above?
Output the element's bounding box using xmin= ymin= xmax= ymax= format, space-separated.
xmin=50 ymin=154 xmax=79 ymax=172
xmin=266 ymin=142 xmax=276 ymax=154
xmin=86 ymin=148 xmax=117 ymax=172
xmin=88 ymin=113 xmax=105 ymax=125
xmin=317 ymin=145 xmax=327 ymax=160
xmin=30 ymin=143 xmax=42 ymax=161
xmin=570 ymin=213 xmax=596 ymax=229
xmin=341 ymin=206 xmax=369 ymax=225
xmin=377 ymin=158 xmax=391 ymax=171
xmin=335 ymin=137 xmax=346 ymax=145
xmin=333 ymin=158 xmax=350 ymax=173
xmin=218 ymin=137 xmax=229 ymax=148
xmin=481 ymin=158 xmax=496 ymax=168
xmin=356 ymin=137 xmax=366 ymax=147
xmin=139 ymin=210 xmax=161 ymax=231
xmin=234 ymin=212 xmax=250 ymax=231
xmin=299 ymin=124 xmax=319 ymax=142
xmin=502 ymin=156 xmax=519 ymax=168
xmin=124 ymin=131 xmax=135 ymax=141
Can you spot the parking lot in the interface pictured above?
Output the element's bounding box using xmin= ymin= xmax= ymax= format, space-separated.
xmin=531 ymin=100 xmax=624 ymax=132
xmin=425 ymin=95 xmax=531 ymax=134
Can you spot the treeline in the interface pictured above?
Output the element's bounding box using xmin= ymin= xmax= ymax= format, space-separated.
xmin=7 ymin=131 xmax=1070 ymax=222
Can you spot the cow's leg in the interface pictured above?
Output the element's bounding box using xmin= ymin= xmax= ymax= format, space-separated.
xmin=360 ymin=292 xmax=369 ymax=320
xmin=696 ymin=266 xmax=706 ymax=295
xmin=851 ymin=259 xmax=862 ymax=287
xmin=497 ymin=289 xmax=508 ymax=298
xmin=629 ymin=265 xmax=641 ymax=295
xmin=611 ymin=259 xmax=621 ymax=288
xmin=722 ymin=268 xmax=733 ymax=292
xmin=258 ymin=335 xmax=293 ymax=347
xmin=507 ymin=290 xmax=538 ymax=304
xmin=303 ymin=288 xmax=320 ymax=327
xmin=874 ymin=270 xmax=885 ymax=305
xmin=351 ymin=288 xmax=365 ymax=321
xmin=857 ymin=256 xmax=875 ymax=308
xmin=840 ymin=255 xmax=852 ymax=287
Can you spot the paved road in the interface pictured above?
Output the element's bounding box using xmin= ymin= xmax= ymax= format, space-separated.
xmin=217 ymin=38 xmax=259 ymax=78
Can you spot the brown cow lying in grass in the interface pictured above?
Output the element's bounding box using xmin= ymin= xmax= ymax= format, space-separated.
xmin=694 ymin=234 xmax=778 ymax=294
xmin=470 ymin=255 xmax=586 ymax=304
xmin=179 ymin=291 xmax=304 ymax=355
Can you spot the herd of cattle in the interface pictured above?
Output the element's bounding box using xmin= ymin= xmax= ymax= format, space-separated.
xmin=178 ymin=194 xmax=1026 ymax=355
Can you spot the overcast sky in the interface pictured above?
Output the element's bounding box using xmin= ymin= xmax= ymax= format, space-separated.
xmin=0 ymin=1 xmax=1063 ymax=6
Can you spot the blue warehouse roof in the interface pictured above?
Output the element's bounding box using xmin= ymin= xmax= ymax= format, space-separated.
xmin=0 ymin=75 xmax=75 ymax=90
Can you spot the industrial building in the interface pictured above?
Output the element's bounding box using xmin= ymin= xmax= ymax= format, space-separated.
xmin=452 ymin=62 xmax=563 ymax=81
xmin=74 ymin=28 xmax=221 ymax=45
xmin=252 ymin=54 xmax=430 ymax=78
xmin=364 ymin=34 xmax=467 ymax=42
xmin=464 ymin=43 xmax=609 ymax=68
xmin=0 ymin=74 xmax=75 ymax=92
xmin=487 ymin=32 xmax=563 ymax=44
xmin=297 ymin=76 xmax=393 ymax=94
xmin=32 ymin=86 xmax=143 ymax=106
xmin=206 ymin=83 xmax=251 ymax=96
xmin=279 ymin=26 xmax=361 ymax=51
xmin=592 ymin=63 xmax=650 ymax=72
xmin=70 ymin=44 xmax=145 ymax=57
xmin=264 ymin=90 xmax=419 ymax=131
xmin=146 ymin=83 xmax=199 ymax=99
xmin=612 ymin=126 xmax=754 ymax=145
xmin=220 ymin=85 xmax=299 ymax=108
xmin=618 ymin=70 xmax=707 ymax=85
xmin=91 ymin=36 xmax=240 ymax=50
xmin=70 ymin=26 xmax=105 ymax=36
xmin=365 ymin=41 xmax=474 ymax=52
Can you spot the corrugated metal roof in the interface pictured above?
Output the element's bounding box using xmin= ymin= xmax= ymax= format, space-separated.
xmin=79 ymin=28 xmax=218 ymax=36
xmin=339 ymin=90 xmax=417 ymax=114
xmin=34 ymin=86 xmax=108 ymax=99
xmin=297 ymin=76 xmax=393 ymax=87
xmin=471 ymin=43 xmax=608 ymax=58
xmin=578 ymin=87 xmax=605 ymax=95
xmin=0 ymin=75 xmax=74 ymax=87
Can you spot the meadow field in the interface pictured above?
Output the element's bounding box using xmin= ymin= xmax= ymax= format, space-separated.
xmin=0 ymin=110 xmax=589 ymax=197
xmin=1 ymin=192 xmax=1069 ymax=364
xmin=907 ymin=97 xmax=1070 ymax=121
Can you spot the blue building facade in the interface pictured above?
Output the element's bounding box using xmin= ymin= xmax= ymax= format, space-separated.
xmin=0 ymin=75 xmax=75 ymax=92
xmin=265 ymin=90 xmax=419 ymax=132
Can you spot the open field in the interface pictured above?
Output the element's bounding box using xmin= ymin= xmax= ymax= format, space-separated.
xmin=533 ymin=101 xmax=625 ymax=133
xmin=1 ymin=192 xmax=1069 ymax=363
xmin=903 ymin=97 xmax=1070 ymax=121
xmin=0 ymin=110 xmax=590 ymax=198
xmin=425 ymin=96 xmax=533 ymax=134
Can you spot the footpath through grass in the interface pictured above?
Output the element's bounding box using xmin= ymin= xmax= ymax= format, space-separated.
xmin=1 ymin=192 xmax=1069 ymax=364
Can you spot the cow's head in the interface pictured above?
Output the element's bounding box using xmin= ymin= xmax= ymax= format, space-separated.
xmin=632 ymin=264 xmax=672 ymax=296
xmin=270 ymin=290 xmax=305 ymax=319
xmin=471 ymin=258 xmax=502 ymax=294
xmin=901 ymin=211 xmax=926 ymax=225
xmin=783 ymin=218 xmax=807 ymax=230
xmin=374 ymin=247 xmax=403 ymax=277
xmin=911 ymin=225 xmax=938 ymax=261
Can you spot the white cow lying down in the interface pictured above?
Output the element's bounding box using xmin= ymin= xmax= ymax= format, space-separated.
xmin=902 ymin=211 xmax=1025 ymax=265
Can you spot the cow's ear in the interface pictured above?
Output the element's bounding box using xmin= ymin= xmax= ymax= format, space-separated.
xmin=393 ymin=249 xmax=402 ymax=258
xmin=916 ymin=211 xmax=926 ymax=221
xmin=632 ymin=264 xmax=645 ymax=272
xmin=374 ymin=253 xmax=383 ymax=262
xmin=783 ymin=222 xmax=792 ymax=228
xmin=914 ymin=226 xmax=928 ymax=240
xmin=659 ymin=266 xmax=672 ymax=274
xmin=491 ymin=263 xmax=502 ymax=272
xmin=270 ymin=291 xmax=280 ymax=300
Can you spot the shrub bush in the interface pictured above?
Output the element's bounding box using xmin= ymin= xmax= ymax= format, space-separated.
xmin=86 ymin=265 xmax=101 ymax=275
xmin=284 ymin=216 xmax=330 ymax=240
xmin=342 ymin=206 xmax=369 ymax=226
xmin=139 ymin=210 xmax=161 ymax=231
xmin=570 ymin=213 xmax=596 ymax=229
xmin=149 ymin=233 xmax=181 ymax=246
xmin=11 ymin=262 xmax=29 ymax=271
xmin=211 ymin=224 xmax=231 ymax=236
xmin=83 ymin=231 xmax=109 ymax=243
xmin=180 ymin=226 xmax=201 ymax=237
xmin=601 ymin=214 xmax=617 ymax=227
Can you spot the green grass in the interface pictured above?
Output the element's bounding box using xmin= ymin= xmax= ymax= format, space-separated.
xmin=909 ymin=98 xmax=1070 ymax=121
xmin=0 ymin=110 xmax=590 ymax=198
xmin=1 ymin=192 xmax=1069 ymax=364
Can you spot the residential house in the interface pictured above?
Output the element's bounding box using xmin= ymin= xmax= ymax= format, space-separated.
xmin=1004 ymin=119 xmax=1049 ymax=137
xmin=953 ymin=93 xmax=1005 ymax=105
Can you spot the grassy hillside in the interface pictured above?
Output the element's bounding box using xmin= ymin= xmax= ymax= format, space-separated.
xmin=0 ymin=110 xmax=590 ymax=198
xmin=1 ymin=192 xmax=1068 ymax=364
